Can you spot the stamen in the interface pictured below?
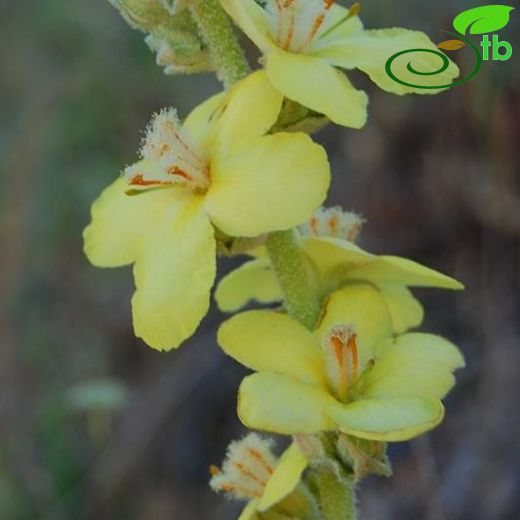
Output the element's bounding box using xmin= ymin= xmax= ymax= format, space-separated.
xmin=267 ymin=0 xmax=336 ymax=53
xmin=322 ymin=325 xmax=360 ymax=401
xmin=124 ymin=108 xmax=210 ymax=193
xmin=282 ymin=11 xmax=296 ymax=50
xmin=247 ymin=448 xmax=275 ymax=475
xmin=302 ymin=1 xmax=335 ymax=50
xmin=234 ymin=462 xmax=268 ymax=487
xmin=215 ymin=483 xmax=263 ymax=498
xmin=328 ymin=214 xmax=338 ymax=234
xmin=347 ymin=1 xmax=361 ymax=19
xmin=274 ymin=0 xmax=284 ymax=43
xmin=309 ymin=216 xmax=319 ymax=235
xmin=167 ymin=166 xmax=193 ymax=181
xmin=128 ymin=173 xmax=170 ymax=187
xmin=308 ymin=13 xmax=325 ymax=42
xmin=319 ymin=2 xmax=362 ymax=40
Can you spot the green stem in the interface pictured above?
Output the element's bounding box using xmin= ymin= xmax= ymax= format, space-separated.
xmin=188 ymin=0 xmax=250 ymax=88
xmin=189 ymin=2 xmax=321 ymax=333
xmin=315 ymin=469 xmax=357 ymax=520
xmin=266 ymin=230 xmax=321 ymax=330
xmin=190 ymin=6 xmax=352 ymax=518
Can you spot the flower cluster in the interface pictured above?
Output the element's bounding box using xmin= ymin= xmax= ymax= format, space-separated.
xmin=85 ymin=1 xmax=465 ymax=517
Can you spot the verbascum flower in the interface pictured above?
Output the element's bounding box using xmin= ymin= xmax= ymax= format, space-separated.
xmin=218 ymin=284 xmax=464 ymax=441
xmin=210 ymin=434 xmax=308 ymax=520
xmin=215 ymin=210 xmax=462 ymax=333
xmin=220 ymin=0 xmax=459 ymax=128
xmin=83 ymin=71 xmax=330 ymax=351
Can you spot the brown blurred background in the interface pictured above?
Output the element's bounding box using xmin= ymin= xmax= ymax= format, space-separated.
xmin=1 ymin=1 xmax=519 ymax=519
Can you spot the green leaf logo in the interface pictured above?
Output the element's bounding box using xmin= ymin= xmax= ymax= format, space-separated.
xmin=453 ymin=5 xmax=514 ymax=35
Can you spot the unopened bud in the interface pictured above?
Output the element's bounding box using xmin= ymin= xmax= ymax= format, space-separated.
xmin=300 ymin=206 xmax=364 ymax=242
xmin=210 ymin=434 xmax=277 ymax=502
xmin=108 ymin=0 xmax=213 ymax=75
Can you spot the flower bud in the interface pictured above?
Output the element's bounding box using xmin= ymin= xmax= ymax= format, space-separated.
xmin=108 ymin=0 xmax=213 ymax=75
xmin=210 ymin=433 xmax=277 ymax=501
xmin=300 ymin=206 xmax=364 ymax=242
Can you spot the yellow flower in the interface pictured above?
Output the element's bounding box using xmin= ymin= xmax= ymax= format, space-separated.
xmin=221 ymin=0 xmax=459 ymax=128
xmin=216 ymin=226 xmax=463 ymax=333
xmin=210 ymin=434 xmax=308 ymax=520
xmin=218 ymin=284 xmax=464 ymax=441
xmin=83 ymin=71 xmax=330 ymax=351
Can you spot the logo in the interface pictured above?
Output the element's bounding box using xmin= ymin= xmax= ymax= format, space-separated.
xmin=385 ymin=5 xmax=514 ymax=89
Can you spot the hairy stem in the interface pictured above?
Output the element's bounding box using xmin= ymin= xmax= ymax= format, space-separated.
xmin=188 ymin=0 xmax=250 ymax=87
xmin=315 ymin=469 xmax=357 ymax=520
xmin=266 ymin=230 xmax=321 ymax=330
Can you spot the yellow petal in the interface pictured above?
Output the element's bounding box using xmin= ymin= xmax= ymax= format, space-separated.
xmin=317 ymin=284 xmax=393 ymax=371
xmin=302 ymin=237 xmax=463 ymax=290
xmin=365 ymin=333 xmax=465 ymax=400
xmin=207 ymin=133 xmax=329 ymax=237
xmin=238 ymin=500 xmax=260 ymax=520
xmin=213 ymin=71 xmax=283 ymax=153
xmin=183 ymin=91 xmax=225 ymax=152
xmin=238 ymin=373 xmax=336 ymax=434
xmin=220 ymin=0 xmax=275 ymax=51
xmin=328 ymin=398 xmax=445 ymax=441
xmin=215 ymin=259 xmax=281 ymax=312
xmin=315 ymin=28 xmax=460 ymax=94
xmin=132 ymin=193 xmax=216 ymax=350
xmin=303 ymin=236 xmax=374 ymax=278
xmin=378 ymin=285 xmax=424 ymax=333
xmin=265 ymin=48 xmax=368 ymax=128
xmin=347 ymin=255 xmax=463 ymax=289
xmin=83 ymin=177 xmax=175 ymax=268
xmin=218 ymin=311 xmax=325 ymax=386
xmin=258 ymin=444 xmax=307 ymax=512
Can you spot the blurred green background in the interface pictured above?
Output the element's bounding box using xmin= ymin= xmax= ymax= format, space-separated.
xmin=1 ymin=1 xmax=519 ymax=519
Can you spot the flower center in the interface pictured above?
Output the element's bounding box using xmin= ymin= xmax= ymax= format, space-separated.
xmin=210 ymin=434 xmax=276 ymax=501
xmin=124 ymin=108 xmax=210 ymax=194
xmin=322 ymin=324 xmax=360 ymax=401
xmin=265 ymin=0 xmax=335 ymax=53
